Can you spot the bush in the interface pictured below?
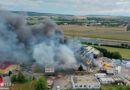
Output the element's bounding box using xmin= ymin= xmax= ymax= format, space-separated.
xmin=78 ymin=65 xmax=84 ymax=71
xmin=11 ymin=74 xmax=17 ymax=83
xmin=17 ymin=72 xmax=26 ymax=83
xmin=35 ymin=77 xmax=47 ymax=90
xmin=8 ymin=71 xmax=12 ymax=76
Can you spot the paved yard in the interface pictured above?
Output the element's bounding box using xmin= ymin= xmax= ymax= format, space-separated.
xmin=52 ymin=76 xmax=71 ymax=90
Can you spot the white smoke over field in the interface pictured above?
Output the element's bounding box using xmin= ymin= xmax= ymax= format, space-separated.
xmin=0 ymin=11 xmax=82 ymax=69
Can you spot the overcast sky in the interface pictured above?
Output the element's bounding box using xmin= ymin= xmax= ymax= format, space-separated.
xmin=0 ymin=0 xmax=130 ymax=16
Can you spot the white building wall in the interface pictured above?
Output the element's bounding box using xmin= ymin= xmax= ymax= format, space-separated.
xmin=72 ymin=83 xmax=100 ymax=89
xmin=71 ymin=76 xmax=100 ymax=89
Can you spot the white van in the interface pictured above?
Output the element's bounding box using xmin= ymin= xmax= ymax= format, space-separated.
xmin=56 ymin=85 xmax=60 ymax=90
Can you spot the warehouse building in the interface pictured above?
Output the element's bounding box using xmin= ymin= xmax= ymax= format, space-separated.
xmin=0 ymin=62 xmax=19 ymax=75
xmin=71 ymin=75 xmax=100 ymax=89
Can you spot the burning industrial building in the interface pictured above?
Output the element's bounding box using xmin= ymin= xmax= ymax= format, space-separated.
xmin=0 ymin=10 xmax=98 ymax=71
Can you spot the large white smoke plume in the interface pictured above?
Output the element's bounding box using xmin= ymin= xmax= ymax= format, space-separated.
xmin=0 ymin=11 xmax=82 ymax=69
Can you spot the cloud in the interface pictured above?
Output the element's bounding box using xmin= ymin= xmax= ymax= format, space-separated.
xmin=0 ymin=0 xmax=130 ymax=16
xmin=116 ymin=1 xmax=130 ymax=5
xmin=100 ymin=9 xmax=130 ymax=14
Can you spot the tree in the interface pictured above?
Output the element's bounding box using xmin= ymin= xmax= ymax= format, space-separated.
xmin=8 ymin=71 xmax=12 ymax=76
xmin=11 ymin=74 xmax=17 ymax=83
xmin=35 ymin=77 xmax=47 ymax=90
xmin=113 ymin=52 xmax=122 ymax=60
xmin=78 ymin=65 xmax=84 ymax=71
xmin=125 ymin=85 xmax=130 ymax=90
xmin=17 ymin=72 xmax=26 ymax=83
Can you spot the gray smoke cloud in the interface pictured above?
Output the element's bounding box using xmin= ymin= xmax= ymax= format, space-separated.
xmin=0 ymin=10 xmax=82 ymax=69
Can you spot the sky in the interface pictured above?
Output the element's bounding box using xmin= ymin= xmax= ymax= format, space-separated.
xmin=0 ymin=0 xmax=130 ymax=16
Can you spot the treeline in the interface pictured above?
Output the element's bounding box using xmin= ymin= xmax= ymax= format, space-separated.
xmin=127 ymin=25 xmax=130 ymax=31
xmin=82 ymin=42 xmax=98 ymax=45
xmin=94 ymin=47 xmax=122 ymax=60
xmin=102 ymin=44 xmax=130 ymax=49
xmin=82 ymin=42 xmax=130 ymax=49
xmin=11 ymin=72 xmax=26 ymax=83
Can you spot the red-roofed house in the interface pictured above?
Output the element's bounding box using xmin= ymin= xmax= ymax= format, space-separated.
xmin=0 ymin=62 xmax=20 ymax=75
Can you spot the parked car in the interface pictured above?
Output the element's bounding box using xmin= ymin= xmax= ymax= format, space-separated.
xmin=56 ymin=85 xmax=60 ymax=90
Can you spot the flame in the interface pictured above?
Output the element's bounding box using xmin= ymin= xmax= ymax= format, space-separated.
xmin=99 ymin=57 xmax=104 ymax=60
xmin=102 ymin=62 xmax=112 ymax=67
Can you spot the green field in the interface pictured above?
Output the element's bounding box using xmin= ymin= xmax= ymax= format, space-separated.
xmin=101 ymin=84 xmax=130 ymax=90
xmin=59 ymin=25 xmax=130 ymax=41
xmin=92 ymin=45 xmax=130 ymax=58
xmin=10 ymin=80 xmax=35 ymax=90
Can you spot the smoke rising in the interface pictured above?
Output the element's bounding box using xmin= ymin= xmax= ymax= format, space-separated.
xmin=0 ymin=11 xmax=82 ymax=69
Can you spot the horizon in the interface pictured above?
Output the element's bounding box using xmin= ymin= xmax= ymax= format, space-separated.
xmin=0 ymin=0 xmax=130 ymax=17
xmin=10 ymin=10 xmax=130 ymax=17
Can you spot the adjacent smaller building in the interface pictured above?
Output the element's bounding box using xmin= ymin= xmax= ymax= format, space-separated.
xmin=99 ymin=77 xmax=115 ymax=84
xmin=106 ymin=69 xmax=115 ymax=75
xmin=95 ymin=73 xmax=106 ymax=79
xmin=71 ymin=75 xmax=100 ymax=89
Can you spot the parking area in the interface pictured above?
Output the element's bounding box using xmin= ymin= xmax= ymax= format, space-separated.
xmin=52 ymin=76 xmax=71 ymax=90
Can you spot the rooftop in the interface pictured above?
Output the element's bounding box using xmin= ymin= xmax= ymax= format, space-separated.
xmin=100 ymin=77 xmax=114 ymax=82
xmin=73 ymin=75 xmax=99 ymax=84
xmin=0 ymin=62 xmax=18 ymax=70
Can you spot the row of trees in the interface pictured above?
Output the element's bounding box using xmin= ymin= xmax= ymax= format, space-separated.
xmin=127 ymin=25 xmax=130 ymax=31
xmin=95 ymin=47 xmax=122 ymax=60
xmin=82 ymin=42 xmax=130 ymax=49
xmin=11 ymin=72 xmax=26 ymax=83
xmin=102 ymin=44 xmax=130 ymax=49
xmin=11 ymin=71 xmax=47 ymax=90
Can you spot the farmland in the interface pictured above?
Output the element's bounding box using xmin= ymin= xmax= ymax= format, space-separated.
xmin=25 ymin=15 xmax=130 ymax=41
xmin=59 ymin=25 xmax=130 ymax=41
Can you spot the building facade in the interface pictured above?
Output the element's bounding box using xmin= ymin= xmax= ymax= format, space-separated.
xmin=45 ymin=65 xmax=55 ymax=73
xmin=71 ymin=75 xmax=100 ymax=89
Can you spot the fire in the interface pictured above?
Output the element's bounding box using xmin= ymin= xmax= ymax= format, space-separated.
xmin=102 ymin=62 xmax=112 ymax=67
xmin=99 ymin=57 xmax=104 ymax=60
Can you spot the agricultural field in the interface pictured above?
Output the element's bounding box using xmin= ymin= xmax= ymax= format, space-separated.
xmin=59 ymin=25 xmax=130 ymax=41
xmin=92 ymin=45 xmax=130 ymax=58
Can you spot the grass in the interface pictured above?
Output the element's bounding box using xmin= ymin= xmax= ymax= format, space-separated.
xmin=9 ymin=80 xmax=36 ymax=90
xmin=65 ymin=33 xmax=130 ymax=41
xmin=59 ymin=25 xmax=130 ymax=41
xmin=101 ymin=84 xmax=123 ymax=90
xmin=92 ymin=45 xmax=130 ymax=58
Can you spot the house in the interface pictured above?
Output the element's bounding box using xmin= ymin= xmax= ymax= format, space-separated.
xmin=45 ymin=65 xmax=55 ymax=74
xmin=95 ymin=73 xmax=106 ymax=79
xmin=0 ymin=62 xmax=19 ymax=75
xmin=71 ymin=75 xmax=100 ymax=89
xmin=106 ymin=69 xmax=115 ymax=75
